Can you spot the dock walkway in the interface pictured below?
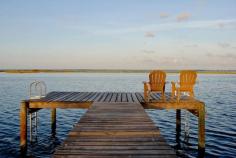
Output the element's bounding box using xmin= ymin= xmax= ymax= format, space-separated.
xmin=20 ymin=92 xmax=205 ymax=157
xmin=54 ymin=102 xmax=176 ymax=158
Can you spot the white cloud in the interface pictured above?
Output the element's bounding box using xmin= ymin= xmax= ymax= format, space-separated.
xmin=218 ymin=42 xmax=230 ymax=48
xmin=87 ymin=19 xmax=236 ymax=35
xmin=176 ymin=12 xmax=191 ymax=22
xmin=185 ymin=44 xmax=199 ymax=48
xmin=144 ymin=32 xmax=155 ymax=38
xmin=218 ymin=22 xmax=225 ymax=28
xmin=160 ymin=12 xmax=169 ymax=19
xmin=142 ymin=50 xmax=155 ymax=54
xmin=206 ymin=52 xmax=236 ymax=59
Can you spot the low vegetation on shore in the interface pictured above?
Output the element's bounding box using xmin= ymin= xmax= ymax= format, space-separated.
xmin=0 ymin=69 xmax=236 ymax=74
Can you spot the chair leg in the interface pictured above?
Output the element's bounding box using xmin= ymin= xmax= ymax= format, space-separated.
xmin=144 ymin=90 xmax=150 ymax=102
xmin=171 ymin=83 xmax=176 ymax=97
xmin=190 ymin=91 xmax=194 ymax=98
xmin=144 ymin=90 xmax=148 ymax=101
xmin=171 ymin=88 xmax=175 ymax=97
xmin=177 ymin=89 xmax=180 ymax=102
xmin=161 ymin=90 xmax=165 ymax=100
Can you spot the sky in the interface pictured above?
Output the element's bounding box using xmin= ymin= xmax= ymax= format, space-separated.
xmin=0 ymin=0 xmax=236 ymax=70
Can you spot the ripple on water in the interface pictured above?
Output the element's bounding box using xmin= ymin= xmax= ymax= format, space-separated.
xmin=0 ymin=73 xmax=236 ymax=157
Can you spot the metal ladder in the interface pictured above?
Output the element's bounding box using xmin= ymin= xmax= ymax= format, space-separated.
xmin=183 ymin=80 xmax=200 ymax=142
xmin=29 ymin=81 xmax=47 ymax=142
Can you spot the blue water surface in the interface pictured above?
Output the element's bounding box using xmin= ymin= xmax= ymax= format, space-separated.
xmin=0 ymin=73 xmax=235 ymax=158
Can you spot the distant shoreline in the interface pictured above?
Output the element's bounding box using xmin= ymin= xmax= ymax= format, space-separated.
xmin=0 ymin=69 xmax=236 ymax=74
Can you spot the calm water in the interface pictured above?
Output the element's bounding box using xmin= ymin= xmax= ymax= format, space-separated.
xmin=0 ymin=73 xmax=235 ymax=158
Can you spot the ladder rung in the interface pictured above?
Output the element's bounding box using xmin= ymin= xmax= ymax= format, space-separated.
xmin=30 ymin=113 xmax=38 ymax=132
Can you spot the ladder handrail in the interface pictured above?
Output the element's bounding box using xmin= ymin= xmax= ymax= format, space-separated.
xmin=28 ymin=81 xmax=47 ymax=142
xmin=29 ymin=81 xmax=47 ymax=98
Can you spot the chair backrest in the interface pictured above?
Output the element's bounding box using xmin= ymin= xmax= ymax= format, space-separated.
xmin=179 ymin=70 xmax=197 ymax=90
xmin=149 ymin=70 xmax=166 ymax=91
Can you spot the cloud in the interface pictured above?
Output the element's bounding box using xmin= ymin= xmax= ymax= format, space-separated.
xmin=160 ymin=12 xmax=169 ymax=19
xmin=206 ymin=52 xmax=236 ymax=59
xmin=142 ymin=50 xmax=156 ymax=54
xmin=139 ymin=59 xmax=181 ymax=69
xmin=217 ymin=20 xmax=236 ymax=29
xmin=177 ymin=12 xmax=191 ymax=22
xmin=138 ymin=55 xmax=187 ymax=66
xmin=218 ymin=42 xmax=230 ymax=48
xmin=145 ymin=32 xmax=155 ymax=38
xmin=206 ymin=52 xmax=213 ymax=57
xmin=185 ymin=44 xmax=199 ymax=48
xmin=221 ymin=53 xmax=236 ymax=59
xmin=218 ymin=22 xmax=225 ymax=28
xmin=136 ymin=52 xmax=236 ymax=69
xmin=141 ymin=58 xmax=157 ymax=64
xmin=80 ymin=19 xmax=236 ymax=35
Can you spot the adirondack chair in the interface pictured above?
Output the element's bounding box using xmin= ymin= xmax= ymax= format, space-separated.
xmin=171 ymin=70 xmax=197 ymax=101
xmin=143 ymin=70 xmax=166 ymax=101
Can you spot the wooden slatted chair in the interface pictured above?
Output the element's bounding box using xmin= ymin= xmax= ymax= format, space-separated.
xmin=143 ymin=70 xmax=166 ymax=101
xmin=171 ymin=70 xmax=197 ymax=101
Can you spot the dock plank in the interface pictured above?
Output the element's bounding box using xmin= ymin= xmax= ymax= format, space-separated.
xmin=110 ymin=92 xmax=117 ymax=102
xmin=127 ymin=93 xmax=133 ymax=102
xmin=82 ymin=92 xmax=95 ymax=102
xmin=104 ymin=92 xmax=113 ymax=102
xmin=116 ymin=93 xmax=122 ymax=102
xmin=99 ymin=92 xmax=109 ymax=102
xmin=53 ymin=102 xmax=176 ymax=157
xmin=39 ymin=91 xmax=177 ymax=103
xmin=87 ymin=92 xmax=100 ymax=102
xmin=121 ymin=93 xmax=128 ymax=102
xmin=93 ymin=92 xmax=105 ymax=102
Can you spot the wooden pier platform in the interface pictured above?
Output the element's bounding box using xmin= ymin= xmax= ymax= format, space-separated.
xmin=20 ymin=92 xmax=205 ymax=157
xmin=54 ymin=102 xmax=176 ymax=158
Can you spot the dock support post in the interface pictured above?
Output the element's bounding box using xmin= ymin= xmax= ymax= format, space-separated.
xmin=20 ymin=101 xmax=28 ymax=156
xmin=176 ymin=109 xmax=181 ymax=147
xmin=51 ymin=108 xmax=56 ymax=136
xmin=198 ymin=104 xmax=205 ymax=150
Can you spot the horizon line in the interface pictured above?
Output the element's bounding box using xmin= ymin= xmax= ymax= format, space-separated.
xmin=1 ymin=69 xmax=236 ymax=74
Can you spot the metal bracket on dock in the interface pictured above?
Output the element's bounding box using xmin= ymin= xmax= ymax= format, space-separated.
xmin=29 ymin=81 xmax=47 ymax=142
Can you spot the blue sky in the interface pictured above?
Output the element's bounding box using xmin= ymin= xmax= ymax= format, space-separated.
xmin=0 ymin=0 xmax=236 ymax=69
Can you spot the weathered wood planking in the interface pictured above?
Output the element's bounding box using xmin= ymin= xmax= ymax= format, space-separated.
xmin=35 ymin=91 xmax=192 ymax=103
xmin=28 ymin=92 xmax=204 ymax=110
xmin=53 ymin=102 xmax=176 ymax=158
xmin=20 ymin=91 xmax=205 ymax=155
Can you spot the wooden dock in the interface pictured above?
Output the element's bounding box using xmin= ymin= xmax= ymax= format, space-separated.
xmin=20 ymin=92 xmax=205 ymax=157
xmin=54 ymin=102 xmax=176 ymax=157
